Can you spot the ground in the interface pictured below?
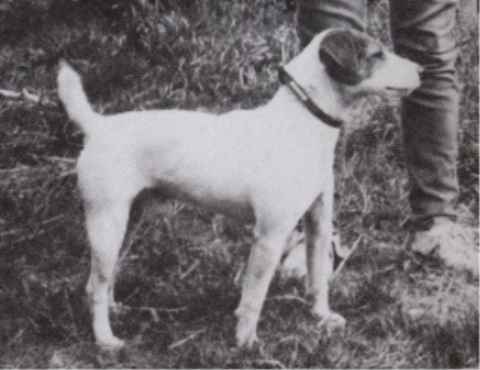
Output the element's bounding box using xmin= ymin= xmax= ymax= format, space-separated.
xmin=0 ymin=0 xmax=478 ymax=368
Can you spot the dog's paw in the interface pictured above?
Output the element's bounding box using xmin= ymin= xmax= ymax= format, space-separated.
xmin=315 ymin=311 xmax=346 ymax=335
xmin=97 ymin=335 xmax=126 ymax=351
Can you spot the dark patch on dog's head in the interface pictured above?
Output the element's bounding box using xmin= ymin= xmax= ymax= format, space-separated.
xmin=319 ymin=29 xmax=385 ymax=85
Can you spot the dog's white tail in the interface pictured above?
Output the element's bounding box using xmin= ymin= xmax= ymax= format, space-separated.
xmin=57 ymin=60 xmax=99 ymax=135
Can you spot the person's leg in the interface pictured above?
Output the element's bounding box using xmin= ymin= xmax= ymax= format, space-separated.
xmin=390 ymin=0 xmax=460 ymax=224
xmin=296 ymin=0 xmax=367 ymax=47
xmin=390 ymin=0 xmax=477 ymax=274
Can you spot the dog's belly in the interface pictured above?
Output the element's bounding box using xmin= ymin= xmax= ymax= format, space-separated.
xmin=151 ymin=177 xmax=255 ymax=222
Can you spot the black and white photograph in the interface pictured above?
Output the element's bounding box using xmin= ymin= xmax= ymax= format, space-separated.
xmin=0 ymin=0 xmax=478 ymax=368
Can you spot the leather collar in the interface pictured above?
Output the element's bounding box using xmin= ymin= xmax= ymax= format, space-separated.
xmin=278 ymin=66 xmax=343 ymax=129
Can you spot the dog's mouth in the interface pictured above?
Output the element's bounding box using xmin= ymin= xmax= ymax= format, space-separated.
xmin=386 ymin=86 xmax=415 ymax=95
xmin=384 ymin=87 xmax=416 ymax=105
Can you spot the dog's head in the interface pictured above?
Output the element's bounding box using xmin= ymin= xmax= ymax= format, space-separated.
xmin=318 ymin=29 xmax=422 ymax=95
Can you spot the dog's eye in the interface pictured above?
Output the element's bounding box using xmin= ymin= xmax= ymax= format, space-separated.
xmin=371 ymin=50 xmax=385 ymax=60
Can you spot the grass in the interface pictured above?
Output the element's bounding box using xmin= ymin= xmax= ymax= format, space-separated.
xmin=0 ymin=0 xmax=478 ymax=367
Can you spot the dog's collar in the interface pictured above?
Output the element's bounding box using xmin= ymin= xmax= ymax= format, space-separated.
xmin=278 ymin=66 xmax=343 ymax=129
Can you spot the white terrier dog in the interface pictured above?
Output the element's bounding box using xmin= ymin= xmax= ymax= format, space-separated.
xmin=57 ymin=28 xmax=421 ymax=349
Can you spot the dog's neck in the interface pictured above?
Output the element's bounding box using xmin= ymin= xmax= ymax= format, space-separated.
xmin=281 ymin=34 xmax=352 ymax=123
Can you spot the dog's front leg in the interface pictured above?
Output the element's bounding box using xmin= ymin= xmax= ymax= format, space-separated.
xmin=305 ymin=186 xmax=346 ymax=334
xmin=235 ymin=224 xmax=290 ymax=347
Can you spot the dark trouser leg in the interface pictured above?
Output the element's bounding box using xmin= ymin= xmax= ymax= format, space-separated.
xmin=390 ymin=0 xmax=460 ymax=224
xmin=296 ymin=0 xmax=367 ymax=47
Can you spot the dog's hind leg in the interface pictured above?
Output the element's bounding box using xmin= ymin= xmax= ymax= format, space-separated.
xmin=85 ymin=200 xmax=131 ymax=349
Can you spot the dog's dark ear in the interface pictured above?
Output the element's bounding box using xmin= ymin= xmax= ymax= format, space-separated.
xmin=319 ymin=29 xmax=370 ymax=85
